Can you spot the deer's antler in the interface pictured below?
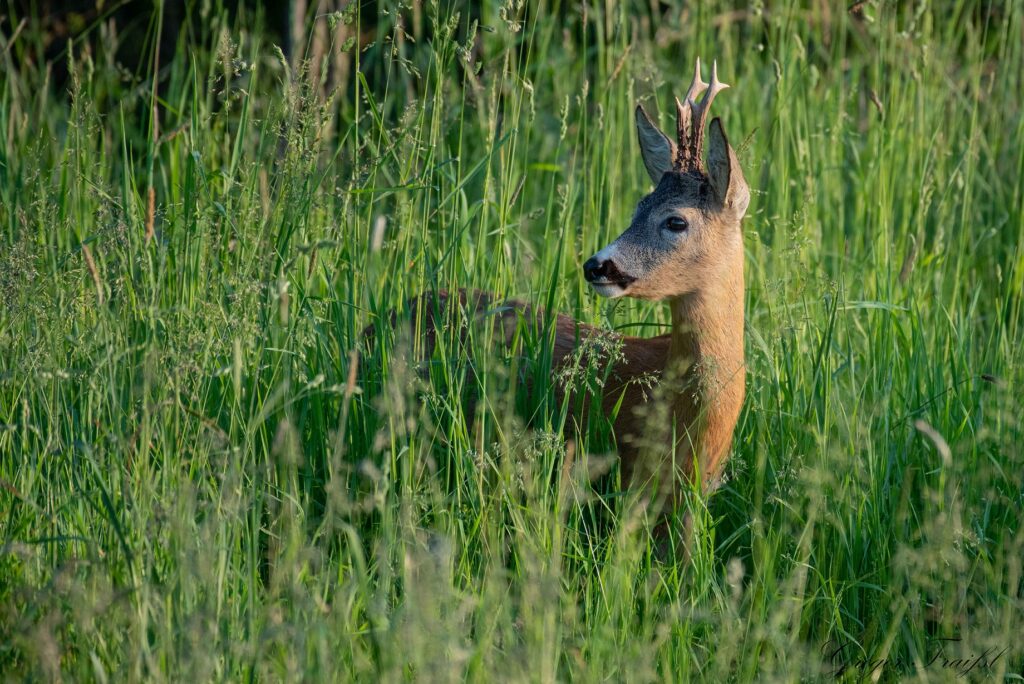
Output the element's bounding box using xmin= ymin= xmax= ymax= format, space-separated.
xmin=674 ymin=58 xmax=729 ymax=172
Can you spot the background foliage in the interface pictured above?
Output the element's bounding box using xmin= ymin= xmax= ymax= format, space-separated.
xmin=1 ymin=0 xmax=1022 ymax=680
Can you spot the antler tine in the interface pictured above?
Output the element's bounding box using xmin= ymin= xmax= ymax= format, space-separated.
xmin=675 ymin=96 xmax=690 ymax=148
xmin=684 ymin=56 xmax=709 ymax=106
xmin=676 ymin=57 xmax=709 ymax=150
xmin=686 ymin=60 xmax=730 ymax=165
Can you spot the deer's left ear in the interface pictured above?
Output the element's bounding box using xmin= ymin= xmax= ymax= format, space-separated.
xmin=707 ymin=117 xmax=750 ymax=218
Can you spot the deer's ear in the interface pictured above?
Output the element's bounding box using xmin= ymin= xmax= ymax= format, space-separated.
xmin=635 ymin=104 xmax=675 ymax=185
xmin=707 ymin=117 xmax=750 ymax=218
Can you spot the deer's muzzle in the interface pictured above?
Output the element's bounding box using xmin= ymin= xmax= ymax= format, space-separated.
xmin=584 ymin=254 xmax=635 ymax=297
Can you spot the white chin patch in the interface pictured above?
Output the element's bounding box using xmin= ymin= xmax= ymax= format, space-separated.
xmin=589 ymin=282 xmax=628 ymax=298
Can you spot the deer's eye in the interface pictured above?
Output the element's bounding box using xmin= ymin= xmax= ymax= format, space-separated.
xmin=664 ymin=216 xmax=689 ymax=233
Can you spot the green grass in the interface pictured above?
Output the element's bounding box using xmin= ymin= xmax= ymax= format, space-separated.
xmin=1 ymin=1 xmax=1022 ymax=680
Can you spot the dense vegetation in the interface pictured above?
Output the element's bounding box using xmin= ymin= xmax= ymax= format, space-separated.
xmin=1 ymin=1 xmax=1022 ymax=680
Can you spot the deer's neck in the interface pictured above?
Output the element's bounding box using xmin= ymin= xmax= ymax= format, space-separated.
xmin=664 ymin=258 xmax=746 ymax=485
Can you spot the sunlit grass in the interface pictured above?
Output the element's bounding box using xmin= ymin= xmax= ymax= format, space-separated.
xmin=1 ymin=1 xmax=1022 ymax=680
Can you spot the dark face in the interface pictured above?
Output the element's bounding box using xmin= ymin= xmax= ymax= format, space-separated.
xmin=584 ymin=171 xmax=743 ymax=301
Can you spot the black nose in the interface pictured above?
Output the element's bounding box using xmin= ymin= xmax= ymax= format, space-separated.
xmin=583 ymin=257 xmax=606 ymax=282
xmin=584 ymin=257 xmax=626 ymax=283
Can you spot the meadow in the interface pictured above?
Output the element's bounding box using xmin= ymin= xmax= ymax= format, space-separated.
xmin=1 ymin=1 xmax=1022 ymax=680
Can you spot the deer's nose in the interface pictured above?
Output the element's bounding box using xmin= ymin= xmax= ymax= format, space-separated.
xmin=583 ymin=257 xmax=606 ymax=282
xmin=584 ymin=256 xmax=625 ymax=283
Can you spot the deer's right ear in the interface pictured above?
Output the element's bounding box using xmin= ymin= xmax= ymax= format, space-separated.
xmin=707 ymin=117 xmax=750 ymax=218
xmin=635 ymin=105 xmax=676 ymax=185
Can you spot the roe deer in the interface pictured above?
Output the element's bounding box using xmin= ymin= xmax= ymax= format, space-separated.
xmin=391 ymin=58 xmax=749 ymax=516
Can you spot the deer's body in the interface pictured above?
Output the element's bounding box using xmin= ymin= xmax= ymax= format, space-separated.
xmin=397 ymin=59 xmax=750 ymax=508
xmin=410 ymin=253 xmax=744 ymax=495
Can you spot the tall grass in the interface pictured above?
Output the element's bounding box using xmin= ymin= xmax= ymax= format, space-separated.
xmin=1 ymin=1 xmax=1022 ymax=680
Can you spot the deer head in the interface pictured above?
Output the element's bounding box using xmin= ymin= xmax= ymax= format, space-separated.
xmin=584 ymin=59 xmax=750 ymax=301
